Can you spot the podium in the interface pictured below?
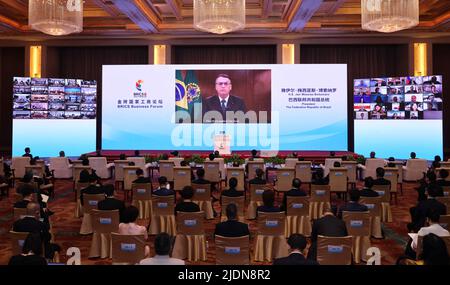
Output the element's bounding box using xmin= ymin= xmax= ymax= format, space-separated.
xmin=214 ymin=133 xmax=231 ymax=155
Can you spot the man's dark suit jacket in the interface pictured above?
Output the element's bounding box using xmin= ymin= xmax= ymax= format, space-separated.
xmin=192 ymin=178 xmax=211 ymax=185
xmin=214 ymin=220 xmax=250 ymax=237
xmin=97 ymin=197 xmax=125 ymax=222
xmin=360 ymin=188 xmax=379 ymax=197
xmin=175 ymin=201 xmax=200 ymax=215
xmin=221 ymin=188 xmax=244 ymax=198
xmin=256 ymin=205 xmax=281 ymax=215
xmin=153 ymin=187 xmax=175 ymax=196
xmin=308 ymin=214 xmax=348 ymax=261
xmin=281 ymin=188 xmax=307 ymax=211
xmin=132 ymin=176 xmax=151 ymax=184
xmin=202 ymin=95 xmax=246 ymax=123
xmin=80 ymin=185 xmax=104 ymax=205
xmin=14 ymin=200 xmax=30 ymax=208
xmin=373 ymin=178 xmax=391 ymax=185
xmin=273 ymin=253 xmax=319 ymax=265
xmin=249 ymin=177 xmax=266 ymax=185
xmin=338 ymin=202 xmax=368 ymax=218
xmin=13 ymin=216 xmax=51 ymax=244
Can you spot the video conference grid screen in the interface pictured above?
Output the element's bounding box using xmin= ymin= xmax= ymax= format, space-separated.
xmin=13 ymin=77 xmax=97 ymax=120
xmin=353 ymin=75 xmax=442 ymax=120
xmin=353 ymin=75 xmax=443 ymax=160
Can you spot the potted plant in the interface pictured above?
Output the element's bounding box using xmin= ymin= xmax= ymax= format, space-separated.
xmin=225 ymin=154 xmax=244 ymax=166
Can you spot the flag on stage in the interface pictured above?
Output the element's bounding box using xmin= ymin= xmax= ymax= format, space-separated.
xmin=175 ymin=70 xmax=202 ymax=123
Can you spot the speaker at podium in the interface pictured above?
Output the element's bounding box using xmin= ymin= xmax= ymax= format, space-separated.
xmin=214 ymin=132 xmax=231 ymax=155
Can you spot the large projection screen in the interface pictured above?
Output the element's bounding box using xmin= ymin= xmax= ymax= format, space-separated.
xmin=102 ymin=64 xmax=348 ymax=152
xmin=354 ymin=75 xmax=443 ymax=160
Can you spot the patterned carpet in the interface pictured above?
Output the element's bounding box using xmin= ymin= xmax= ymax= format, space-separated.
xmin=0 ymin=175 xmax=419 ymax=265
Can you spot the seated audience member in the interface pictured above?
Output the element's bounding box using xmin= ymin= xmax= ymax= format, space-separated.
xmin=221 ymin=178 xmax=244 ymax=199
xmin=79 ymin=158 xmax=100 ymax=183
xmin=119 ymin=205 xmax=149 ymax=257
xmin=59 ymin=150 xmax=72 ymax=164
xmin=132 ymin=168 xmax=151 ymax=184
xmin=369 ymin=151 xmax=376 ymax=159
xmin=14 ymin=185 xmax=35 ymax=208
xmin=170 ymin=150 xmax=179 ymax=157
xmin=97 ymin=184 xmax=125 ymax=222
xmin=134 ymin=150 xmax=141 ymax=157
xmin=431 ymin=160 xmax=441 ymax=172
xmin=420 ymin=233 xmax=450 ymax=265
xmin=175 ymin=186 xmax=200 ymax=215
xmin=409 ymin=184 xmax=447 ymax=233
xmin=273 ymin=234 xmax=318 ymax=265
xmin=412 ymin=209 xmax=450 ymax=250
xmin=249 ymin=168 xmax=266 ymax=185
xmin=13 ymin=203 xmax=61 ymax=259
xmin=22 ymin=147 xmax=33 ymax=159
xmin=119 ymin=153 xmax=126 ymax=160
xmin=8 ymin=232 xmax=47 ymax=265
xmin=417 ymin=171 xmax=443 ymax=202
xmin=312 ymin=168 xmax=329 ymax=185
xmin=280 ymin=178 xmax=307 ymax=211
xmin=410 ymin=152 xmax=417 ymax=159
xmin=373 ymin=167 xmax=391 ymax=186
xmin=307 ymin=207 xmax=348 ymax=261
xmin=79 ymin=175 xmax=104 ymax=206
xmin=338 ymin=189 xmax=369 ymax=218
xmin=208 ymin=153 xmax=215 ymax=161
xmin=360 ymin=177 xmax=379 ymax=197
xmin=250 ymin=149 xmax=259 ymax=159
xmin=139 ymin=232 xmax=184 ymax=265
xmin=437 ymin=169 xmax=450 ymax=187
xmin=256 ymin=190 xmax=280 ymax=214
xmin=192 ymin=168 xmax=210 ymax=185
xmin=214 ymin=203 xmax=249 ymax=237
xmin=329 ymin=151 xmax=336 ymax=158
xmin=434 ymin=155 xmax=442 ymax=163
xmin=153 ymin=176 xmax=174 ymax=196
xmin=214 ymin=150 xmax=220 ymax=158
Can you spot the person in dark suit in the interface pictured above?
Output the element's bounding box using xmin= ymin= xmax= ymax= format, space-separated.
xmin=417 ymin=171 xmax=444 ymax=201
xmin=192 ymin=168 xmax=210 ymax=185
xmin=214 ymin=203 xmax=249 ymax=237
xmin=280 ymin=178 xmax=307 ymax=211
xmin=373 ymin=167 xmax=391 ymax=186
xmin=307 ymin=207 xmax=348 ymax=261
xmin=249 ymin=168 xmax=266 ymax=185
xmin=8 ymin=232 xmax=47 ymax=265
xmin=13 ymin=202 xmax=60 ymax=259
xmin=257 ymin=190 xmax=280 ymax=215
xmin=14 ymin=183 xmax=51 ymax=225
xmin=273 ymin=234 xmax=318 ymax=265
xmin=312 ymin=168 xmax=329 ymax=185
xmin=79 ymin=158 xmax=101 ymax=183
xmin=221 ymin=177 xmax=244 ymax=199
xmin=153 ymin=176 xmax=175 ymax=196
xmin=360 ymin=177 xmax=379 ymax=197
xmin=409 ymin=184 xmax=447 ymax=232
xmin=134 ymin=150 xmax=141 ymax=157
xmin=22 ymin=147 xmax=33 ymax=160
xmin=133 ymin=168 xmax=151 ymax=184
xmin=202 ymin=74 xmax=247 ymax=123
xmin=437 ymin=169 xmax=450 ymax=187
xmin=338 ymin=189 xmax=369 ymax=218
xmin=175 ymin=186 xmax=200 ymax=215
xmin=79 ymin=175 xmax=104 ymax=206
xmin=97 ymin=184 xmax=125 ymax=222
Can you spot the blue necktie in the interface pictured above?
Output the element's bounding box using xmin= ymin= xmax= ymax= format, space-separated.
xmin=221 ymin=99 xmax=226 ymax=111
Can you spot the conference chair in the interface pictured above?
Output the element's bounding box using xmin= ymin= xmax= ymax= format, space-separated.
xmin=246 ymin=184 xmax=267 ymax=220
xmin=221 ymin=195 xmax=245 ymax=222
xmin=341 ymin=161 xmax=357 ymax=190
xmin=172 ymin=211 xmax=206 ymax=261
xmin=321 ymin=158 xmax=342 ymax=177
xmin=122 ymin=166 xmax=140 ymax=202
xmin=9 ymin=231 xmax=29 ymax=256
xmin=316 ymin=236 xmax=353 ymax=265
xmin=359 ymin=197 xmax=383 ymax=238
xmin=11 ymin=157 xmax=31 ymax=181
xmin=295 ymin=161 xmax=312 ymax=190
xmin=226 ymin=167 xmax=245 ymax=192
xmin=49 ymin=157 xmax=72 ymax=179
xmin=89 ymin=209 xmax=119 ymax=259
xmin=74 ymin=182 xmax=89 ymax=218
xmin=111 ymin=233 xmax=146 ymax=265
xmin=215 ymin=235 xmax=250 ymax=265
xmin=88 ymin=157 xmax=114 ymax=179
xmin=253 ymin=211 xmax=289 ymax=262
xmin=79 ymin=193 xmax=105 ymax=235
xmin=439 ymin=215 xmax=450 ymax=231
xmin=285 ymin=196 xmax=311 ymax=237
xmin=274 ymin=168 xmax=295 ymax=194
xmin=173 ymin=166 xmax=191 ymax=191
xmin=329 ymin=167 xmax=348 ymax=200
xmin=373 ymin=184 xmax=392 ymax=222
xmin=127 ymin=157 xmax=151 ymax=178
xmin=436 ymin=197 xmax=450 ymax=213
xmin=148 ymin=195 xmax=176 ymax=236
xmin=131 ymin=183 xmax=153 ymax=219
xmin=246 ymin=161 xmax=265 ymax=180
xmin=415 ymin=235 xmax=450 ymax=261
xmin=113 ymin=160 xmax=129 ymax=191
xmin=383 ymin=166 xmax=399 ymax=204
xmin=436 ymin=168 xmax=450 ymax=181
xmin=309 ymin=185 xmax=331 ymax=220
xmin=158 ymin=160 xmax=175 ymax=182
xmin=191 ymin=183 xmax=214 ymax=220
xmin=169 ymin=157 xmax=184 ymax=167
xmin=358 ymin=158 xmax=385 ymax=180
xmin=204 ymin=161 xmax=222 ymax=191
xmin=342 ymin=211 xmax=371 ymax=263
xmin=402 ymin=159 xmax=428 ymax=181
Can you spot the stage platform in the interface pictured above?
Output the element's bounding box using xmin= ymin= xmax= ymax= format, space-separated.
xmin=87 ymin=150 xmax=359 ymax=164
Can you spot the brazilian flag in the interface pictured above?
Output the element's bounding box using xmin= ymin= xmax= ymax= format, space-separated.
xmin=175 ymin=70 xmax=202 ymax=123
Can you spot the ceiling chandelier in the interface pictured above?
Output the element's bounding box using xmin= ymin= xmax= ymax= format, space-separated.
xmin=29 ymin=0 xmax=83 ymax=36
xmin=361 ymin=0 xmax=419 ymax=33
xmin=193 ymin=0 xmax=246 ymax=34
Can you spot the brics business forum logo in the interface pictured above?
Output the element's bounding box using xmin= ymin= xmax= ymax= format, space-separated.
xmin=134 ymin=80 xmax=147 ymax=98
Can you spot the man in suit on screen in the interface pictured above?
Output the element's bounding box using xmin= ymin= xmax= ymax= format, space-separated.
xmin=202 ymin=74 xmax=246 ymax=123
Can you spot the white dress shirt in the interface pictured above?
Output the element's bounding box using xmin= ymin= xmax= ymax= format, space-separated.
xmin=139 ymin=255 xmax=185 ymax=265
xmin=412 ymin=223 xmax=450 ymax=249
